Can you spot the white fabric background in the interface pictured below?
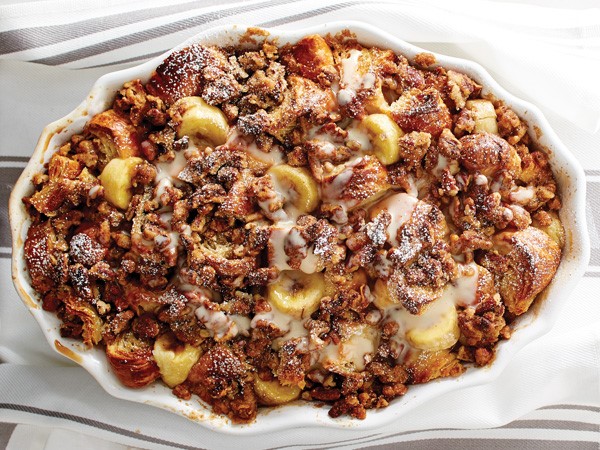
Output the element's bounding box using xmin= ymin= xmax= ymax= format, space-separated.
xmin=0 ymin=0 xmax=599 ymax=448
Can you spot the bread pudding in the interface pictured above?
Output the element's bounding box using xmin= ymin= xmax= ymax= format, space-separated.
xmin=22 ymin=31 xmax=563 ymax=422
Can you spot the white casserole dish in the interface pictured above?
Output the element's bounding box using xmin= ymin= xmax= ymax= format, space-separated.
xmin=9 ymin=21 xmax=590 ymax=433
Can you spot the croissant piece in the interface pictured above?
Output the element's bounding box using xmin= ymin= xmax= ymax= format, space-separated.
xmin=391 ymin=88 xmax=452 ymax=137
xmin=106 ymin=332 xmax=160 ymax=388
xmin=482 ymin=226 xmax=561 ymax=316
xmin=86 ymin=110 xmax=141 ymax=163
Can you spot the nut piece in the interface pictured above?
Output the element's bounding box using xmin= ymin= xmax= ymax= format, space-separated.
xmin=254 ymin=376 xmax=301 ymax=406
xmin=362 ymin=114 xmax=405 ymax=165
xmin=153 ymin=333 xmax=202 ymax=388
xmin=267 ymin=270 xmax=326 ymax=319
xmin=98 ymin=156 xmax=143 ymax=209
xmin=169 ymin=96 xmax=230 ymax=146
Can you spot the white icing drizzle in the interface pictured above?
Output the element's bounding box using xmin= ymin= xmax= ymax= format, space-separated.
xmin=152 ymin=145 xmax=193 ymax=205
xmin=433 ymin=154 xmax=449 ymax=177
xmin=510 ymin=186 xmax=535 ymax=204
xmin=337 ymin=89 xmax=354 ymax=106
xmin=88 ymin=185 xmax=101 ymax=199
xmin=319 ymin=325 xmax=377 ymax=372
xmin=330 ymin=80 xmax=340 ymax=95
xmin=230 ymin=315 xmax=252 ymax=337
xmin=321 ymin=157 xmax=367 ymax=210
xmin=195 ymin=304 xmax=239 ymax=341
xmin=268 ymin=222 xmax=319 ymax=274
xmin=269 ymin=224 xmax=294 ymax=271
xmin=490 ymin=177 xmax=503 ymax=193
xmin=155 ymin=148 xmax=188 ymax=184
xmin=226 ymin=127 xmax=284 ymax=166
xmin=345 ymin=120 xmax=372 ymax=151
xmin=251 ymin=303 xmax=308 ymax=346
xmin=442 ymin=262 xmax=480 ymax=307
xmin=308 ymin=125 xmax=338 ymax=144
xmin=258 ymin=173 xmax=303 ymax=224
xmin=338 ymin=49 xmax=376 ymax=106
xmin=386 ymin=293 xmax=453 ymax=336
xmin=372 ymin=193 xmax=419 ymax=246
xmin=475 ymin=174 xmax=488 ymax=186
xmin=407 ymin=176 xmax=419 ymax=197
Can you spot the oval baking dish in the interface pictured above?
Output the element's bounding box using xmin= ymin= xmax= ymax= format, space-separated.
xmin=9 ymin=22 xmax=589 ymax=433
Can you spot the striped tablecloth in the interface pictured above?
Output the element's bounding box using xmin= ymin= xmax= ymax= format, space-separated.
xmin=0 ymin=0 xmax=599 ymax=448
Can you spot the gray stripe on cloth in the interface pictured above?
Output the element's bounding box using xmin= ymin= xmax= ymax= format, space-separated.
xmin=539 ymin=405 xmax=600 ymax=412
xmin=30 ymin=0 xmax=303 ymax=66
xmin=83 ymin=50 xmax=167 ymax=69
xmin=587 ymin=181 xmax=600 ymax=266
xmin=265 ymin=432 xmax=384 ymax=450
xmin=357 ymin=440 xmax=600 ymax=450
xmin=503 ymin=420 xmax=599 ymax=432
xmin=1 ymin=167 xmax=24 ymax=249
xmin=0 ymin=0 xmax=232 ymax=55
xmin=257 ymin=1 xmax=357 ymax=27
xmin=0 ymin=422 xmax=16 ymax=449
xmin=0 ymin=403 xmax=206 ymax=450
xmin=269 ymin=405 xmax=600 ymax=450
xmin=304 ymin=419 xmax=600 ymax=450
xmin=0 ymin=156 xmax=29 ymax=162
xmin=585 ymin=170 xmax=600 ymax=176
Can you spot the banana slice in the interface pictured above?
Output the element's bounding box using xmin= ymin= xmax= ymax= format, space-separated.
xmin=362 ymin=114 xmax=405 ymax=165
xmin=254 ymin=376 xmax=301 ymax=405
xmin=169 ymin=96 xmax=229 ymax=146
xmin=405 ymin=300 xmax=460 ymax=351
xmin=268 ymin=164 xmax=319 ymax=213
xmin=267 ymin=270 xmax=325 ymax=319
xmin=465 ymin=100 xmax=498 ymax=134
xmin=98 ymin=156 xmax=143 ymax=209
xmin=153 ymin=333 xmax=202 ymax=388
xmin=372 ymin=278 xmax=396 ymax=310
xmin=365 ymin=87 xmax=391 ymax=115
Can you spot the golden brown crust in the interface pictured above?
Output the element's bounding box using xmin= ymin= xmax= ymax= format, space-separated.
xmin=86 ymin=110 xmax=141 ymax=161
xmin=459 ymin=132 xmax=521 ymax=177
xmin=391 ymin=88 xmax=452 ymax=137
xmin=106 ymin=332 xmax=160 ymax=388
xmin=481 ymin=227 xmax=561 ymax=316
